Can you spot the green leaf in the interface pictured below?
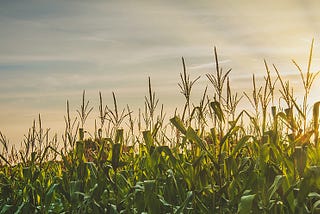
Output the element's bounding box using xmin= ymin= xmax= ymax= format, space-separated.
xmin=14 ymin=202 xmax=30 ymax=214
xmin=186 ymin=127 xmax=206 ymax=151
xmin=70 ymin=180 xmax=82 ymax=201
xmin=312 ymin=200 xmax=320 ymax=213
xmin=45 ymin=183 xmax=59 ymax=208
xmin=107 ymin=204 xmax=119 ymax=214
xmin=175 ymin=191 xmax=194 ymax=214
xmin=143 ymin=180 xmax=161 ymax=214
xmin=142 ymin=130 xmax=153 ymax=149
xmin=210 ymin=101 xmax=225 ymax=123
xmin=268 ymin=175 xmax=285 ymax=201
xmin=195 ymin=195 xmax=209 ymax=213
xmin=170 ymin=116 xmax=187 ymax=135
xmin=308 ymin=192 xmax=320 ymax=199
xmin=297 ymin=166 xmax=320 ymax=205
xmin=0 ymin=204 xmax=13 ymax=214
xmin=22 ymin=167 xmax=32 ymax=181
xmin=158 ymin=195 xmax=173 ymax=208
xmin=231 ymin=135 xmax=251 ymax=156
xmin=237 ymin=193 xmax=256 ymax=214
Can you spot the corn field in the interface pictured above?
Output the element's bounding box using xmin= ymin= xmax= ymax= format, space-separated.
xmin=1 ymin=43 xmax=320 ymax=213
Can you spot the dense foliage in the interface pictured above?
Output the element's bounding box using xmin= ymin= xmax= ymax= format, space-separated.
xmin=1 ymin=43 xmax=320 ymax=213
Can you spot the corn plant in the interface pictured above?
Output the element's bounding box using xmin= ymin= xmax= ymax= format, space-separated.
xmin=1 ymin=42 xmax=320 ymax=213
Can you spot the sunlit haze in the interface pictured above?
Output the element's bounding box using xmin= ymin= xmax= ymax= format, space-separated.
xmin=1 ymin=0 xmax=320 ymax=144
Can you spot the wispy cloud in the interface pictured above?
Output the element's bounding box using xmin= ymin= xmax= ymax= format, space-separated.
xmin=2 ymin=0 xmax=320 ymax=143
xmin=189 ymin=60 xmax=231 ymax=70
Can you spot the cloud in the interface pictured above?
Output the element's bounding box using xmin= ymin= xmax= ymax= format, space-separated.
xmin=2 ymin=0 xmax=320 ymax=143
xmin=189 ymin=60 xmax=231 ymax=70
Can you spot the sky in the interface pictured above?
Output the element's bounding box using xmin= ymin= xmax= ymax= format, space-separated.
xmin=1 ymin=0 xmax=320 ymax=144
